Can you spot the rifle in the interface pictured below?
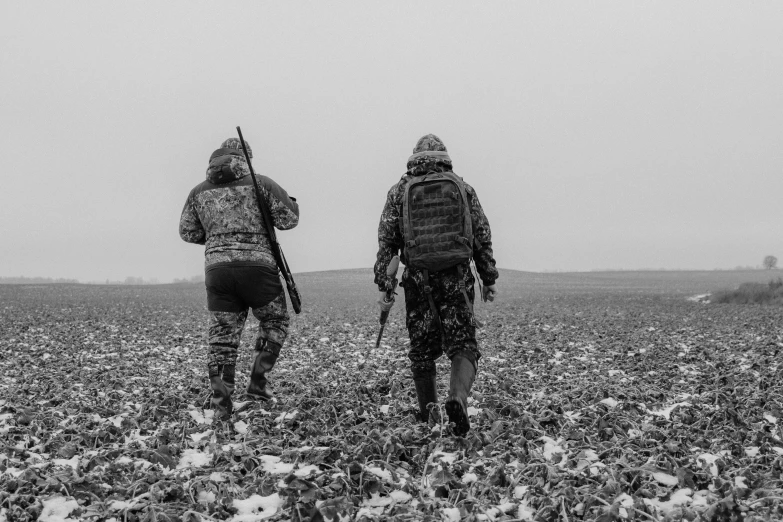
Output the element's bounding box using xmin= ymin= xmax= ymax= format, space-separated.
xmin=236 ymin=126 xmax=302 ymax=314
xmin=375 ymin=256 xmax=400 ymax=348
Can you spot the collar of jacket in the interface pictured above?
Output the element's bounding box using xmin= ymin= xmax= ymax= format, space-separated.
xmin=407 ymin=150 xmax=451 ymax=164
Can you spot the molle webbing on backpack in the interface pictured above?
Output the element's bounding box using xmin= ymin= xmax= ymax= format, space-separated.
xmin=401 ymin=171 xmax=473 ymax=272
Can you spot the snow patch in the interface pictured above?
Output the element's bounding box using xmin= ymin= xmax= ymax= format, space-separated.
xmin=39 ymin=496 xmax=79 ymax=522
xmin=652 ymin=472 xmax=679 ymax=486
xmin=432 ymin=451 xmax=457 ymax=465
xmin=697 ymin=453 xmax=720 ymax=477
xmin=177 ymin=449 xmax=212 ymax=468
xmin=198 ymin=490 xmax=216 ymax=504
xmin=643 ymin=488 xmax=693 ymax=515
xmin=294 ymin=464 xmax=319 ymax=477
xmin=259 ymin=455 xmax=294 ymax=475
xmin=599 ymin=398 xmax=618 ymax=408
xmin=648 ymin=402 xmax=691 ymax=420
xmin=274 ymin=410 xmax=297 ymax=423
xmin=517 ymin=500 xmax=535 ymax=521
xmin=231 ymin=493 xmax=284 ymax=521
xmin=189 ymin=429 xmax=213 ymax=442
xmin=462 ymin=472 xmax=478 ymax=484
xmin=390 ymin=490 xmax=411 ymax=502
xmin=52 ymin=456 xmax=79 ymax=469
xmin=188 ymin=409 xmax=214 ymax=425
xmin=540 ymin=436 xmax=565 ymax=462
xmin=366 ymin=466 xmax=393 ymax=482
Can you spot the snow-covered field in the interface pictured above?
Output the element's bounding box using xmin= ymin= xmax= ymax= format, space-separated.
xmin=1 ymin=269 xmax=781 ymax=521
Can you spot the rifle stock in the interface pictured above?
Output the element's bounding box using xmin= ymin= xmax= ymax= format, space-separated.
xmin=236 ymin=126 xmax=302 ymax=314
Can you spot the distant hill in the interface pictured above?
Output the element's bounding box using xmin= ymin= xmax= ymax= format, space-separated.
xmin=292 ymin=267 xmax=781 ymax=300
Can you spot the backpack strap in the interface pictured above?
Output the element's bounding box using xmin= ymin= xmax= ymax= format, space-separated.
xmin=422 ymin=269 xmax=445 ymax=341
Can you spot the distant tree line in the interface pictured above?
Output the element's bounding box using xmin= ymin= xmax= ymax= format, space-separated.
xmin=172 ymin=274 xmax=205 ymax=284
xmin=121 ymin=276 xmax=160 ymax=285
xmin=0 ymin=276 xmax=79 ymax=284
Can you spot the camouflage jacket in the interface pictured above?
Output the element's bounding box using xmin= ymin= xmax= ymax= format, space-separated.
xmin=374 ymin=163 xmax=498 ymax=292
xmin=179 ymin=148 xmax=299 ymax=268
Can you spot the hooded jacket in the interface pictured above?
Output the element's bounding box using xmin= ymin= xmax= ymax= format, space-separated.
xmin=179 ymin=148 xmax=299 ymax=269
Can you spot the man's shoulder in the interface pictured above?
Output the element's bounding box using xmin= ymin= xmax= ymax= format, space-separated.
xmin=188 ymin=179 xmax=214 ymax=196
xmin=253 ymin=174 xmax=292 ymax=201
xmin=387 ymin=175 xmax=410 ymax=199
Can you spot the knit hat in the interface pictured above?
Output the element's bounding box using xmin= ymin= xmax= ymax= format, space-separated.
xmin=412 ymin=134 xmax=447 ymax=154
xmin=221 ymin=137 xmax=252 ymax=159
xmin=408 ymin=134 xmax=451 ymax=165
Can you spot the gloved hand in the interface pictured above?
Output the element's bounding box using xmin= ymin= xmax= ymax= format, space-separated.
xmin=378 ymin=290 xmax=395 ymax=312
xmin=482 ymin=284 xmax=498 ymax=302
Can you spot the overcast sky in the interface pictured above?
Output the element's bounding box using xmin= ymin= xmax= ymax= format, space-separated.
xmin=1 ymin=2 xmax=781 ymax=282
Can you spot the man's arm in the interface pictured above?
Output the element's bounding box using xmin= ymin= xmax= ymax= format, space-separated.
xmin=374 ymin=185 xmax=402 ymax=291
xmin=466 ymin=184 xmax=498 ymax=286
xmin=259 ymin=175 xmax=299 ymax=231
xmin=179 ymin=191 xmax=206 ymax=245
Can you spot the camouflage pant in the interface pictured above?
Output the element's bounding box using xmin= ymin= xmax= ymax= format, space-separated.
xmin=402 ymin=262 xmax=480 ymax=374
xmin=207 ymin=292 xmax=289 ymax=375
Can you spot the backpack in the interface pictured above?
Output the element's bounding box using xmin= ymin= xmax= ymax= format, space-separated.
xmin=400 ymin=171 xmax=473 ymax=272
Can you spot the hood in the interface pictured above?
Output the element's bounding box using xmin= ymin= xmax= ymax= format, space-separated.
xmin=406 ymin=133 xmax=453 ymax=176
xmin=206 ymin=148 xmax=251 ymax=184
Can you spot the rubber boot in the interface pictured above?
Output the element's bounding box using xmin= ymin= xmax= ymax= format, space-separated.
xmin=412 ymin=370 xmax=438 ymax=424
xmin=445 ymin=351 xmax=477 ymax=436
xmin=209 ymin=364 xmax=234 ymax=421
xmin=223 ymin=364 xmax=236 ymax=396
xmin=247 ymin=344 xmax=279 ymax=401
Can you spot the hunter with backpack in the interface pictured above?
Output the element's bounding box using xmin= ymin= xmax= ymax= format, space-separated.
xmin=374 ymin=134 xmax=498 ymax=436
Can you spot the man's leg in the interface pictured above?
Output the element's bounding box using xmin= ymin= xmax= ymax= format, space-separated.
xmin=438 ymin=265 xmax=481 ymax=436
xmin=411 ymin=359 xmax=439 ymax=424
xmin=247 ymin=292 xmax=289 ymax=400
xmin=405 ymin=278 xmax=444 ymax=424
xmin=444 ymin=349 xmax=478 ymax=436
xmin=207 ymin=310 xmax=248 ymax=420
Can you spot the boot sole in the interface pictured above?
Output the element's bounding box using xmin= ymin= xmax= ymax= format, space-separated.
xmin=445 ymin=399 xmax=470 ymax=436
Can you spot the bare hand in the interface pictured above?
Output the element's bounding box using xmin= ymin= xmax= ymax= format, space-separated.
xmin=482 ymin=284 xmax=498 ymax=302
xmin=378 ymin=290 xmax=395 ymax=312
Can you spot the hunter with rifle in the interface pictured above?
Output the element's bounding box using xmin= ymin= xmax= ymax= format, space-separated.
xmin=179 ymin=134 xmax=300 ymax=420
xmin=374 ymin=134 xmax=498 ymax=436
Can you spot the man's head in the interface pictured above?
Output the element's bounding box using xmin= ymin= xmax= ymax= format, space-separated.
xmin=407 ymin=134 xmax=452 ymax=175
xmin=221 ymin=137 xmax=252 ymax=159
